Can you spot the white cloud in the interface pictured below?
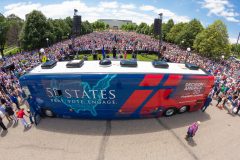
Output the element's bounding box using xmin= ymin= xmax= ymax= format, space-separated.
xmin=4 ymin=2 xmax=41 ymax=19
xmin=201 ymin=0 xmax=240 ymax=23
xmin=120 ymin=4 xmax=135 ymax=9
xmin=99 ymin=1 xmax=118 ymax=9
xmin=226 ymin=17 xmax=239 ymax=23
xmin=140 ymin=5 xmax=156 ymax=11
xmin=229 ymin=37 xmax=237 ymax=44
xmin=154 ymin=8 xmax=190 ymax=23
xmin=3 ymin=0 xmax=190 ymax=24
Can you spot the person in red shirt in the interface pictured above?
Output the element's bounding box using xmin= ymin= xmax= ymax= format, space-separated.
xmin=17 ymin=109 xmax=30 ymax=128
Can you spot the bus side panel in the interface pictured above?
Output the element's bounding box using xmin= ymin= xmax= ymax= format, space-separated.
xmin=136 ymin=74 xmax=214 ymax=116
xmin=21 ymin=74 xmax=147 ymax=119
xmin=169 ymin=74 xmax=214 ymax=112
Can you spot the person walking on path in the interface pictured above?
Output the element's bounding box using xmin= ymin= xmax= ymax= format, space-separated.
xmin=185 ymin=121 xmax=200 ymax=141
xmin=17 ymin=109 xmax=30 ymax=129
xmin=0 ymin=116 xmax=7 ymax=131
xmin=201 ymin=95 xmax=212 ymax=112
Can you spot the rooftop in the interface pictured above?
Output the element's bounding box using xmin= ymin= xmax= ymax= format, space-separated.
xmin=29 ymin=60 xmax=207 ymax=75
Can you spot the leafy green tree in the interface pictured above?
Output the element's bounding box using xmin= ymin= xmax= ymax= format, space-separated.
xmin=193 ymin=20 xmax=230 ymax=58
xmin=81 ymin=21 xmax=93 ymax=34
xmin=136 ymin=22 xmax=148 ymax=34
xmin=121 ymin=23 xmax=138 ymax=31
xmin=65 ymin=16 xmax=73 ymax=30
xmin=0 ymin=14 xmax=9 ymax=57
xmin=231 ymin=44 xmax=240 ymax=57
xmin=166 ymin=22 xmax=187 ymax=43
xmin=162 ymin=19 xmax=174 ymax=41
xmin=149 ymin=23 xmax=154 ymax=35
xmin=6 ymin=14 xmax=24 ymax=47
xmin=106 ymin=24 xmax=110 ymax=29
xmin=20 ymin=10 xmax=53 ymax=50
xmin=92 ymin=20 xmax=106 ymax=31
xmin=176 ymin=19 xmax=203 ymax=48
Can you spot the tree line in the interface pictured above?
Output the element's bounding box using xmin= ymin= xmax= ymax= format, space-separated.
xmin=0 ymin=10 xmax=110 ymax=57
xmin=0 ymin=10 xmax=240 ymax=58
xmin=121 ymin=19 xmax=240 ymax=59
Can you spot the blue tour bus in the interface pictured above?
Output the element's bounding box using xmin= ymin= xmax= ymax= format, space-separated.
xmin=19 ymin=60 xmax=214 ymax=122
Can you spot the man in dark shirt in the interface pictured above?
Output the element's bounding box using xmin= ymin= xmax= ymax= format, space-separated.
xmin=113 ymin=46 xmax=116 ymax=58
xmin=0 ymin=116 xmax=7 ymax=131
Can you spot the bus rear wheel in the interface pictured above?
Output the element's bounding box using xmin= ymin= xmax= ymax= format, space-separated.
xmin=178 ymin=106 xmax=189 ymax=114
xmin=44 ymin=109 xmax=54 ymax=117
xmin=164 ymin=108 xmax=176 ymax=117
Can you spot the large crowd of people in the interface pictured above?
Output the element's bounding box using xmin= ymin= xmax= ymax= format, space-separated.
xmin=0 ymin=30 xmax=239 ymax=133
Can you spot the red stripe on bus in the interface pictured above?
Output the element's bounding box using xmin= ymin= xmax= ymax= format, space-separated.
xmin=119 ymin=90 xmax=152 ymax=114
xmin=139 ymin=74 xmax=164 ymax=86
xmin=140 ymin=89 xmax=176 ymax=114
xmin=163 ymin=75 xmax=182 ymax=86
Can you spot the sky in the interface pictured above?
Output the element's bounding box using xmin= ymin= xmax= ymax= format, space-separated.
xmin=0 ymin=0 xmax=239 ymax=43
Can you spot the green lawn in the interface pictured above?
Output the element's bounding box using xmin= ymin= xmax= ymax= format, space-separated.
xmin=77 ymin=53 xmax=158 ymax=61
xmin=3 ymin=46 xmax=20 ymax=55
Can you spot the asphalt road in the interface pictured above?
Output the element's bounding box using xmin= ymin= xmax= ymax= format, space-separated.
xmin=0 ymin=101 xmax=240 ymax=160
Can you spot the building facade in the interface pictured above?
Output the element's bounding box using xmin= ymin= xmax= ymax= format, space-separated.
xmin=98 ymin=19 xmax=133 ymax=29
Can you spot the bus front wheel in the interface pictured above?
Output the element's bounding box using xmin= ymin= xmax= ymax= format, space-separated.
xmin=164 ymin=108 xmax=176 ymax=117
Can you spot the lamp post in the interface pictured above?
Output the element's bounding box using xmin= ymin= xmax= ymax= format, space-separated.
xmin=185 ymin=47 xmax=191 ymax=63
xmin=46 ymin=38 xmax=49 ymax=47
xmin=181 ymin=40 xmax=184 ymax=48
xmin=158 ymin=13 xmax=163 ymax=60
xmin=67 ymin=33 xmax=70 ymax=39
xmin=235 ymin=32 xmax=240 ymax=56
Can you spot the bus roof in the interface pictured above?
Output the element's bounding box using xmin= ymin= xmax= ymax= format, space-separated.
xmin=29 ymin=60 xmax=207 ymax=75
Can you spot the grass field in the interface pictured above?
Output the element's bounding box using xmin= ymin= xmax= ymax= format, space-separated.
xmin=3 ymin=46 xmax=20 ymax=56
xmin=77 ymin=53 xmax=158 ymax=61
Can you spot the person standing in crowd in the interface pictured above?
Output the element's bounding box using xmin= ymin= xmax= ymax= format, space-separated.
xmin=0 ymin=116 xmax=7 ymax=131
xmin=124 ymin=46 xmax=127 ymax=59
xmin=216 ymin=92 xmax=223 ymax=107
xmin=112 ymin=46 xmax=116 ymax=58
xmin=10 ymin=93 xmax=20 ymax=110
xmin=185 ymin=121 xmax=201 ymax=141
xmin=201 ymin=95 xmax=212 ymax=112
xmin=234 ymin=99 xmax=240 ymax=115
xmin=4 ymin=104 xmax=18 ymax=123
xmin=27 ymin=109 xmax=34 ymax=125
xmin=102 ymin=45 xmax=105 ymax=59
xmin=0 ymin=103 xmax=12 ymax=122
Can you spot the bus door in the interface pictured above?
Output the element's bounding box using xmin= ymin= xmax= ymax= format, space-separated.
xmin=21 ymin=85 xmax=42 ymax=125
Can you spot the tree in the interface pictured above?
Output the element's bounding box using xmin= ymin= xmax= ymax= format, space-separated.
xmin=231 ymin=44 xmax=240 ymax=57
xmin=0 ymin=14 xmax=9 ymax=57
xmin=81 ymin=21 xmax=93 ymax=35
xmin=121 ymin=23 xmax=138 ymax=31
xmin=193 ymin=20 xmax=230 ymax=58
xmin=162 ymin=19 xmax=174 ymax=41
xmin=92 ymin=20 xmax=106 ymax=31
xmin=136 ymin=22 xmax=148 ymax=34
xmin=176 ymin=19 xmax=203 ymax=48
xmin=6 ymin=14 xmax=24 ymax=47
xmin=65 ymin=17 xmax=73 ymax=30
xmin=106 ymin=24 xmax=110 ymax=29
xmin=166 ymin=22 xmax=187 ymax=43
xmin=20 ymin=10 xmax=53 ymax=50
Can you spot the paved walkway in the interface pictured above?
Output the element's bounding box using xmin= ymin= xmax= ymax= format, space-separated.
xmin=0 ymin=101 xmax=240 ymax=160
